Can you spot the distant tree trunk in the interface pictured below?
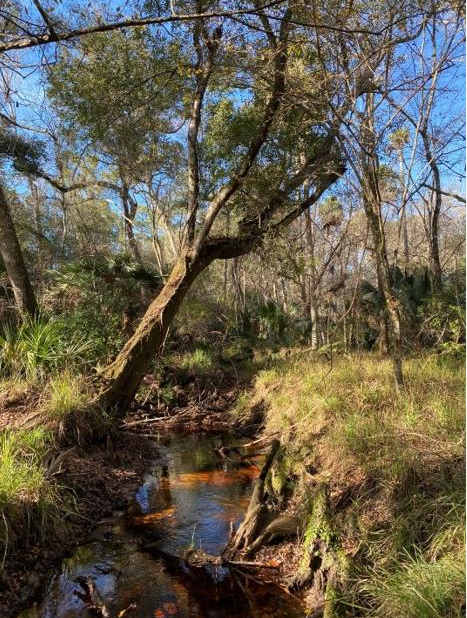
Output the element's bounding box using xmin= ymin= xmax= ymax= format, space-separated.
xmin=401 ymin=207 xmax=410 ymax=272
xmin=363 ymin=189 xmax=404 ymax=392
xmin=0 ymin=181 xmax=38 ymax=318
xmin=304 ymin=207 xmax=320 ymax=350
xmin=310 ymin=294 xmax=320 ymax=351
xmin=421 ymin=130 xmax=443 ymax=292
xmin=122 ymin=183 xmax=143 ymax=265
xmin=361 ymin=94 xmax=404 ymax=393
xmin=369 ymin=212 xmax=403 ymax=388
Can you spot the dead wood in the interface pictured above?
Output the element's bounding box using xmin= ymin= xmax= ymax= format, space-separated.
xmin=223 ymin=439 xmax=281 ymax=559
xmin=75 ymin=576 xmax=112 ymax=617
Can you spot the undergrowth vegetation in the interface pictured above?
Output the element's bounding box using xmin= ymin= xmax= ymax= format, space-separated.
xmin=0 ymin=318 xmax=101 ymax=561
xmin=237 ymin=351 xmax=465 ymax=617
xmin=0 ymin=317 xmax=89 ymax=379
xmin=0 ymin=427 xmax=68 ymax=558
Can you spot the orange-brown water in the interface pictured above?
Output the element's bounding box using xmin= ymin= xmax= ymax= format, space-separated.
xmin=18 ymin=434 xmax=304 ymax=618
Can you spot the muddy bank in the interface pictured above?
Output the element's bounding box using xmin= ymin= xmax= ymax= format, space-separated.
xmin=0 ymin=433 xmax=157 ymax=618
xmin=124 ymin=385 xmax=262 ymax=435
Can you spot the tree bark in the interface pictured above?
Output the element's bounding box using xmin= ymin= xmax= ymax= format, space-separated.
xmin=98 ymin=247 xmax=216 ymax=414
xmin=122 ymin=184 xmax=143 ymax=264
xmin=0 ymin=181 xmax=39 ymax=317
xmin=310 ymin=295 xmax=320 ymax=351
xmin=363 ymin=190 xmax=404 ymax=392
xmin=421 ymin=129 xmax=443 ymax=292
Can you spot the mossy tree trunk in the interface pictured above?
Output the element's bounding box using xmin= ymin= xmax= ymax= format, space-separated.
xmin=0 ymin=181 xmax=39 ymax=318
xmin=299 ymin=483 xmax=348 ymax=618
xmin=98 ymin=248 xmax=214 ymax=414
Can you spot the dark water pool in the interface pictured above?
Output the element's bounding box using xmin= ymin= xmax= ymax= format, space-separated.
xmin=18 ymin=434 xmax=304 ymax=618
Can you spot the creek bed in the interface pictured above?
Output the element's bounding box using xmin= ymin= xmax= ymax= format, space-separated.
xmin=18 ymin=434 xmax=304 ymax=618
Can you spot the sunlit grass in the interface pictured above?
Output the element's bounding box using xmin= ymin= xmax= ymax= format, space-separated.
xmin=44 ymin=370 xmax=87 ymax=420
xmin=0 ymin=428 xmax=67 ymax=557
xmin=363 ymin=549 xmax=465 ymax=618
xmin=242 ymin=350 xmax=465 ymax=616
xmin=181 ymin=347 xmax=215 ymax=373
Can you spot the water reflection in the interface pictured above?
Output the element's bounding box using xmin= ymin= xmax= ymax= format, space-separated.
xmin=18 ymin=434 xmax=304 ymax=618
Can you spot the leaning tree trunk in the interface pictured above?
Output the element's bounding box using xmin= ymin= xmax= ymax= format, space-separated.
xmin=0 ymin=181 xmax=38 ymax=317
xmin=98 ymin=249 xmax=213 ymax=415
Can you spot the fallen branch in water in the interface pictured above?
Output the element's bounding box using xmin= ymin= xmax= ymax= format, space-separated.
xmin=75 ymin=576 xmax=111 ymax=618
xmin=228 ymin=559 xmax=279 ymax=568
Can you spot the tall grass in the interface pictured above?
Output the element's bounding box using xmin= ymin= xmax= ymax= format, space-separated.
xmin=363 ymin=549 xmax=465 ymax=618
xmin=45 ymin=370 xmax=87 ymax=420
xmin=0 ymin=428 xmax=67 ymax=557
xmin=241 ymin=351 xmax=465 ymax=616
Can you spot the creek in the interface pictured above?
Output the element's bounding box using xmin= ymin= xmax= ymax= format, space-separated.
xmin=18 ymin=434 xmax=304 ymax=618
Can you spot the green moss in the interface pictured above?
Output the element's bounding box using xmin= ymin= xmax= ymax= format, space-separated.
xmin=299 ymin=484 xmax=349 ymax=616
xmin=300 ymin=483 xmax=348 ymax=573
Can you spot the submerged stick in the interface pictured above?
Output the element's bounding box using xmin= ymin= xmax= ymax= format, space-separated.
xmin=76 ymin=576 xmax=112 ymax=618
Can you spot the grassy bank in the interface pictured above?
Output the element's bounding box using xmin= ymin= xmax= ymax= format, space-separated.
xmin=234 ymin=351 xmax=465 ymax=617
xmin=0 ymin=317 xmax=100 ymax=560
xmin=0 ymin=427 xmax=69 ymax=559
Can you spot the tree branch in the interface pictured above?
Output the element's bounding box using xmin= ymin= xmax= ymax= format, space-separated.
xmin=0 ymin=2 xmax=286 ymax=53
xmin=190 ymin=5 xmax=292 ymax=257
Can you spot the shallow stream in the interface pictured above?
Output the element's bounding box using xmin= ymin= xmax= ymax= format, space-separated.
xmin=18 ymin=434 xmax=304 ymax=618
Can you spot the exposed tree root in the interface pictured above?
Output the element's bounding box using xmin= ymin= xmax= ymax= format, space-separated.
xmin=296 ymin=483 xmax=349 ymax=618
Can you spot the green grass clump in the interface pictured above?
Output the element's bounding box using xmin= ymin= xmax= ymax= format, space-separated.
xmin=364 ymin=549 xmax=465 ymax=618
xmin=182 ymin=347 xmax=215 ymax=373
xmin=0 ymin=428 xmax=66 ymax=557
xmin=44 ymin=370 xmax=87 ymax=420
xmin=41 ymin=371 xmax=108 ymax=443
